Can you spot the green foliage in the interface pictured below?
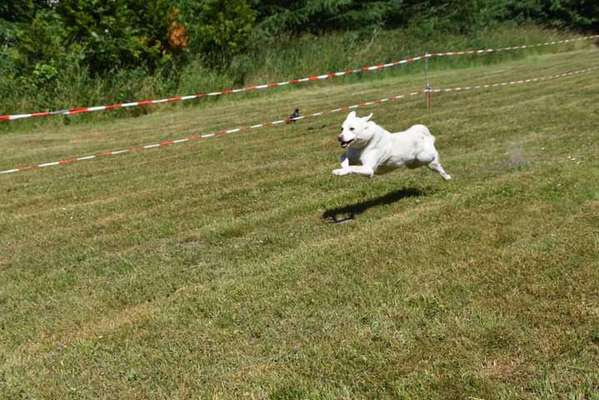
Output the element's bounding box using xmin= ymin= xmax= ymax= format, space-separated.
xmin=1 ymin=0 xmax=597 ymax=78
xmin=57 ymin=0 xmax=172 ymax=74
xmin=180 ymin=0 xmax=256 ymax=68
xmin=506 ymin=0 xmax=599 ymax=30
xmin=0 ymin=19 xmax=19 ymax=75
xmin=0 ymin=0 xmax=597 ymax=117
xmin=254 ymin=0 xmax=394 ymax=35
xmin=0 ymin=0 xmax=52 ymax=23
xmin=253 ymin=0 xmax=598 ymax=35
xmin=14 ymin=9 xmax=67 ymax=71
xmin=31 ymin=63 xmax=59 ymax=86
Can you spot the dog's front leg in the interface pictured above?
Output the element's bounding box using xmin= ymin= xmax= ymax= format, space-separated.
xmin=333 ymin=164 xmax=374 ymax=177
xmin=332 ymin=153 xmax=350 ymax=176
xmin=346 ymin=165 xmax=374 ymax=177
xmin=340 ymin=154 xmax=349 ymax=169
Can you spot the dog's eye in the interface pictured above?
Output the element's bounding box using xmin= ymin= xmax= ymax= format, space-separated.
xmin=350 ymin=127 xmax=355 ymax=131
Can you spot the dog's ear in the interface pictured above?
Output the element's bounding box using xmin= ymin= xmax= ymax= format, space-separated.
xmin=348 ymin=111 xmax=356 ymax=119
xmin=363 ymin=113 xmax=373 ymax=121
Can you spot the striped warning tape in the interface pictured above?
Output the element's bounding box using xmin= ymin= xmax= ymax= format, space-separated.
xmin=427 ymin=66 xmax=599 ymax=94
xmin=1 ymin=35 xmax=597 ymax=123
xmin=0 ymin=56 xmax=426 ymax=123
xmin=1 ymin=65 xmax=597 ymax=176
xmin=0 ymin=93 xmax=426 ymax=175
xmin=429 ymin=35 xmax=599 ymax=57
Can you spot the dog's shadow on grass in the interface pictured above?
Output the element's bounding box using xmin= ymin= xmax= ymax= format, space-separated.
xmin=322 ymin=188 xmax=425 ymax=224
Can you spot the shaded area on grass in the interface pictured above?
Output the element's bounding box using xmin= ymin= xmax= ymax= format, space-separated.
xmin=322 ymin=188 xmax=425 ymax=223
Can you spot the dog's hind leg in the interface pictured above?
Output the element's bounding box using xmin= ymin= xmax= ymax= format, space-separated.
xmin=428 ymin=157 xmax=451 ymax=181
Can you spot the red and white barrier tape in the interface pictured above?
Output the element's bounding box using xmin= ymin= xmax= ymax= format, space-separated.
xmin=428 ymin=66 xmax=599 ymax=94
xmin=1 ymin=65 xmax=597 ymax=176
xmin=0 ymin=93 xmax=427 ymax=175
xmin=0 ymin=56 xmax=426 ymax=123
xmin=428 ymin=35 xmax=599 ymax=57
xmin=1 ymin=35 xmax=597 ymax=123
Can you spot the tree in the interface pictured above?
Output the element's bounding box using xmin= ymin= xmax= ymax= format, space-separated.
xmin=254 ymin=0 xmax=396 ymax=35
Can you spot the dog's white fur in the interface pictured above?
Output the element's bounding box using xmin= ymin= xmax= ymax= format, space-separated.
xmin=333 ymin=111 xmax=451 ymax=180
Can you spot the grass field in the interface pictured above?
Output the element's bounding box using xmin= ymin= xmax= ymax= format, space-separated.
xmin=1 ymin=47 xmax=598 ymax=399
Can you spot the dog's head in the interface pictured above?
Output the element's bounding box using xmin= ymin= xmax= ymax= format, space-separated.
xmin=337 ymin=111 xmax=374 ymax=148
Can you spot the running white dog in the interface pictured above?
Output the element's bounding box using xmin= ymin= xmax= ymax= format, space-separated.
xmin=333 ymin=111 xmax=451 ymax=180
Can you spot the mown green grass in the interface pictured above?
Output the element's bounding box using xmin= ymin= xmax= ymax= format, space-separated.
xmin=0 ymin=48 xmax=598 ymax=399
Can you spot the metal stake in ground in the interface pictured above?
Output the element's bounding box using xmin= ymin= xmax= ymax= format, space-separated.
xmin=425 ymin=83 xmax=433 ymax=112
xmin=424 ymin=52 xmax=432 ymax=112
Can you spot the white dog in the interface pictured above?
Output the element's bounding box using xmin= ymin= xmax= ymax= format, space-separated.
xmin=333 ymin=111 xmax=451 ymax=180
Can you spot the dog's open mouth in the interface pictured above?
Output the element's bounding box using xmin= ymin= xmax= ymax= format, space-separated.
xmin=340 ymin=139 xmax=354 ymax=148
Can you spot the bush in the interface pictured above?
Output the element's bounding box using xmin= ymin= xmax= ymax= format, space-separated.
xmin=14 ymin=9 xmax=67 ymax=72
xmin=180 ymin=0 xmax=256 ymax=68
xmin=56 ymin=0 xmax=173 ymax=75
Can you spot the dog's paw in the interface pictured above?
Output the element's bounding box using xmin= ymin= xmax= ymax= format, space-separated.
xmin=332 ymin=168 xmax=349 ymax=176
